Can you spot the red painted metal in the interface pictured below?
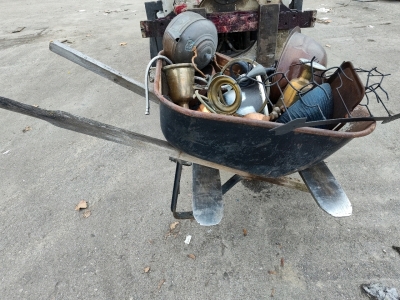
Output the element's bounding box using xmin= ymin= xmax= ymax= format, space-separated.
xmin=207 ymin=11 xmax=258 ymax=33
xmin=140 ymin=9 xmax=316 ymax=38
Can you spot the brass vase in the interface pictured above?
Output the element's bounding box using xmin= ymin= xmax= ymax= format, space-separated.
xmin=163 ymin=63 xmax=195 ymax=109
xmin=282 ymin=58 xmax=326 ymax=108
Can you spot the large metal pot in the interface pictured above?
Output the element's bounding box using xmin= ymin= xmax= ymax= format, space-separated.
xmin=163 ymin=11 xmax=218 ymax=70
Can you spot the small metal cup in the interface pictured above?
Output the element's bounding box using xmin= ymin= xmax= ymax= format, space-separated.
xmin=163 ymin=63 xmax=195 ymax=109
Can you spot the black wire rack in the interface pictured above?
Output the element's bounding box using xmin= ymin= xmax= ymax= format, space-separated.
xmin=189 ymin=56 xmax=400 ymax=134
xmin=245 ymin=59 xmax=400 ymax=133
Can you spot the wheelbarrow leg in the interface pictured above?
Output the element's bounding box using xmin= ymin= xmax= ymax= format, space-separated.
xmin=169 ymin=159 xmax=224 ymax=225
xmin=192 ymin=164 xmax=224 ymax=226
xmin=170 ymin=158 xmax=194 ymax=220
xmin=299 ymin=161 xmax=352 ymax=217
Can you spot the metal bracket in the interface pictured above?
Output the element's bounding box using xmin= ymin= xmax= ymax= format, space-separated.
xmin=168 ymin=158 xmax=244 ymax=221
xmin=279 ymin=4 xmax=315 ymax=30
xmin=169 ymin=157 xmax=194 ymax=219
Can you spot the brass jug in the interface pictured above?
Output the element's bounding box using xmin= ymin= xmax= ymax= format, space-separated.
xmin=281 ymin=58 xmax=327 ymax=108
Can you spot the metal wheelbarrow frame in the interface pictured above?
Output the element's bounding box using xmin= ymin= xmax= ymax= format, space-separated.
xmin=1 ymin=41 xmax=398 ymax=225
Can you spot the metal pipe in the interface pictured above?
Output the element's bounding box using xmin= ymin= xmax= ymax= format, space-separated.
xmin=144 ymin=55 xmax=172 ymax=115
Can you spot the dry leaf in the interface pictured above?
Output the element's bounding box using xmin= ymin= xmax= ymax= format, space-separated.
xmin=83 ymin=210 xmax=91 ymax=218
xmin=280 ymin=257 xmax=284 ymax=268
xmin=119 ymin=42 xmax=127 ymax=46
xmin=158 ymin=279 xmax=165 ymax=289
xmin=243 ymin=229 xmax=247 ymax=236
xmin=170 ymin=221 xmax=179 ymax=231
xmin=22 ymin=126 xmax=32 ymax=133
xmin=144 ymin=266 xmax=150 ymax=273
xmin=268 ymin=270 xmax=277 ymax=275
xmin=188 ymin=254 xmax=196 ymax=260
xmin=75 ymin=200 xmax=88 ymax=211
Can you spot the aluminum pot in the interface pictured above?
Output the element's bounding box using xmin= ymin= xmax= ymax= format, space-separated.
xmin=163 ymin=11 xmax=218 ymax=70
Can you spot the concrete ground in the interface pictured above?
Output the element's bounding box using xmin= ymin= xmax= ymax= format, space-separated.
xmin=0 ymin=0 xmax=399 ymax=299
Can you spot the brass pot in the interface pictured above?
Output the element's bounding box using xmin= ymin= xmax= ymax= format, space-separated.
xmin=281 ymin=58 xmax=327 ymax=108
xmin=163 ymin=63 xmax=195 ymax=109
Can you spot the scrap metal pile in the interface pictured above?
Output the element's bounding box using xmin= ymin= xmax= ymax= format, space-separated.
xmin=146 ymin=10 xmax=398 ymax=132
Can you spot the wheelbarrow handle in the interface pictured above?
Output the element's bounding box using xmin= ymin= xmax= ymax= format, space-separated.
xmin=49 ymin=41 xmax=159 ymax=104
xmin=0 ymin=96 xmax=169 ymax=151
xmin=271 ymin=113 xmax=400 ymax=135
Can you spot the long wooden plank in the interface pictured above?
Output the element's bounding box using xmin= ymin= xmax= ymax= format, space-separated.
xmin=0 ymin=96 xmax=169 ymax=150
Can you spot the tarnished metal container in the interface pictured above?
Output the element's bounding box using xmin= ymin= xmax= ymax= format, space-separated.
xmin=162 ymin=63 xmax=195 ymax=109
xmin=162 ymin=11 xmax=218 ymax=69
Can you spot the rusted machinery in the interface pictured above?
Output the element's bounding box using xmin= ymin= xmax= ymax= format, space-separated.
xmin=141 ymin=0 xmax=316 ymax=66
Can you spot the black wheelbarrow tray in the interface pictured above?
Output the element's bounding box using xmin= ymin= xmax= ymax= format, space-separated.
xmin=1 ymin=41 xmax=399 ymax=226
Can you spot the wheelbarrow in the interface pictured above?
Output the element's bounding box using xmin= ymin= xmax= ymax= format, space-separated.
xmin=1 ymin=41 xmax=399 ymax=226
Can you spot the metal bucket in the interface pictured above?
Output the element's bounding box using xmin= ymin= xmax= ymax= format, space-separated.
xmin=162 ymin=63 xmax=195 ymax=109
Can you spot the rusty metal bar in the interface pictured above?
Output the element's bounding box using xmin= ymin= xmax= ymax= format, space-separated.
xmin=140 ymin=9 xmax=316 ymax=38
xmin=257 ymin=3 xmax=280 ymax=66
